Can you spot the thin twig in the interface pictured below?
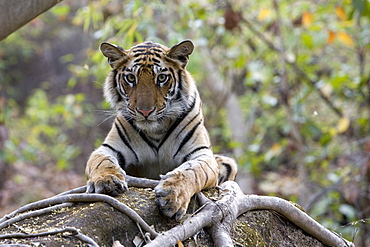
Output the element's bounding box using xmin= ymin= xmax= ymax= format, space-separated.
xmin=0 ymin=202 xmax=73 ymax=225
xmin=0 ymin=175 xmax=158 ymax=224
xmin=0 ymin=193 xmax=158 ymax=238
xmin=0 ymin=227 xmax=99 ymax=247
xmin=0 ymin=185 xmax=88 ymax=224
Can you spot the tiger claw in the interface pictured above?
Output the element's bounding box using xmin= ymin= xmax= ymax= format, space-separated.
xmin=87 ymin=174 xmax=128 ymax=196
xmin=87 ymin=181 xmax=95 ymax=193
xmin=174 ymin=208 xmax=186 ymax=221
xmin=155 ymin=196 xmax=169 ymax=207
xmin=86 ymin=158 xmax=128 ymax=196
xmin=154 ymin=187 xmax=169 ymax=198
xmin=154 ymin=173 xmax=192 ymax=221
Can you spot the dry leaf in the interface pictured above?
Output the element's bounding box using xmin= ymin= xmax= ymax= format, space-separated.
xmin=336 ymin=6 xmax=347 ymax=21
xmin=321 ymin=83 xmax=333 ymax=98
xmin=326 ymin=30 xmax=336 ymax=44
xmin=258 ymin=8 xmax=272 ymax=21
xmin=337 ymin=117 xmax=350 ymax=133
xmin=302 ymin=11 xmax=313 ymax=28
xmin=271 ymin=143 xmax=281 ymax=153
xmin=177 ymin=240 xmax=184 ymax=247
xmin=337 ymin=31 xmax=355 ymax=47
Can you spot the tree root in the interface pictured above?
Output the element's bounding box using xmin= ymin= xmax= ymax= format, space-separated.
xmin=0 ymin=177 xmax=355 ymax=247
xmin=0 ymin=227 xmax=99 ymax=247
xmin=0 ymin=193 xmax=158 ymax=239
xmin=125 ymin=175 xmax=159 ymax=188
xmin=146 ymin=181 xmax=354 ymax=247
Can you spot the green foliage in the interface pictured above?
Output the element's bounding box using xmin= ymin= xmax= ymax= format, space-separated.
xmin=1 ymin=89 xmax=94 ymax=170
xmin=1 ymin=0 xmax=369 ymax=244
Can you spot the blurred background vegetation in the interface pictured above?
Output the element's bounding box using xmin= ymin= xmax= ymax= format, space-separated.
xmin=0 ymin=0 xmax=369 ymax=245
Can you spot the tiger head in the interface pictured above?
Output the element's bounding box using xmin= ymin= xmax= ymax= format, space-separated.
xmin=100 ymin=40 xmax=195 ymax=131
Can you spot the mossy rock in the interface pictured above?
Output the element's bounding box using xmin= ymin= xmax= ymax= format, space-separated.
xmin=0 ymin=187 xmax=325 ymax=247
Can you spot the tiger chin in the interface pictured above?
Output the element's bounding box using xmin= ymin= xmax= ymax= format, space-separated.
xmin=85 ymin=39 xmax=238 ymax=221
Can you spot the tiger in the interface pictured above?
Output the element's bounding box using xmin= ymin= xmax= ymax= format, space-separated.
xmin=85 ymin=40 xmax=238 ymax=220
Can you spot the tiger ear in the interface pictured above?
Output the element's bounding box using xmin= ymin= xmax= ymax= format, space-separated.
xmin=168 ymin=40 xmax=194 ymax=67
xmin=100 ymin=42 xmax=128 ymax=68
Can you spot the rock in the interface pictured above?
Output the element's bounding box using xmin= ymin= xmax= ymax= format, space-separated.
xmin=0 ymin=187 xmax=325 ymax=247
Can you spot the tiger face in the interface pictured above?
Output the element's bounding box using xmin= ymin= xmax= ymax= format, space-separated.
xmin=101 ymin=41 xmax=194 ymax=131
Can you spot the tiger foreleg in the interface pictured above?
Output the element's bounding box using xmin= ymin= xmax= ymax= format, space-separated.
xmin=85 ymin=153 xmax=128 ymax=196
xmin=154 ymin=159 xmax=219 ymax=221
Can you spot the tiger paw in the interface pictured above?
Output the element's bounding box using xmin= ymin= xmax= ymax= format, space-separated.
xmin=86 ymin=159 xmax=128 ymax=196
xmin=154 ymin=171 xmax=194 ymax=221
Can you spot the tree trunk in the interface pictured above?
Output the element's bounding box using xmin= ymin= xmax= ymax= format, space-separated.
xmin=0 ymin=0 xmax=61 ymax=41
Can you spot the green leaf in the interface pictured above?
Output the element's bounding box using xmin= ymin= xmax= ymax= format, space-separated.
xmin=301 ymin=33 xmax=313 ymax=48
xmin=51 ymin=5 xmax=70 ymax=17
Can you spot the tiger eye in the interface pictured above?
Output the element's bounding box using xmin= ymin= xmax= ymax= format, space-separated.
xmin=157 ymin=74 xmax=168 ymax=84
xmin=125 ymin=74 xmax=136 ymax=84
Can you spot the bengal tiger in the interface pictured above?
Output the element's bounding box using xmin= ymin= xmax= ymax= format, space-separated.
xmin=85 ymin=40 xmax=238 ymax=220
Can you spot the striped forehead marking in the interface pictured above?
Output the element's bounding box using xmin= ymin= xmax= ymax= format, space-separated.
xmin=127 ymin=42 xmax=168 ymax=72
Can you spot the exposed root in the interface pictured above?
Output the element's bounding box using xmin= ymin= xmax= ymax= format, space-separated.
xmin=0 ymin=179 xmax=355 ymax=247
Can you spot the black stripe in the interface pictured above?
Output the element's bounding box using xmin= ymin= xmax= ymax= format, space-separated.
xmin=218 ymin=162 xmax=232 ymax=184
xmin=111 ymin=69 xmax=124 ymax=102
xmin=185 ymin=167 xmax=199 ymax=186
xmin=135 ymin=44 xmax=160 ymax=49
xmin=95 ymin=157 xmax=110 ymax=170
xmin=116 ymin=118 xmax=131 ymax=142
xmin=168 ymin=68 xmax=176 ymax=80
xmin=158 ymin=96 xmax=197 ymax=149
xmin=168 ymin=83 xmax=176 ymax=97
xmin=173 ymin=120 xmax=202 ymax=158
xmin=205 ymin=160 xmax=218 ymax=177
xmin=174 ymin=70 xmax=185 ymax=101
xmin=102 ymin=143 xmax=126 ymax=169
xmin=133 ymin=49 xmax=146 ymax=53
xmin=177 ymin=70 xmax=183 ymax=90
xmin=168 ymin=68 xmax=178 ymax=97
xmin=117 ymin=79 xmax=127 ymax=98
xmin=176 ymin=110 xmax=200 ymax=139
xmin=152 ymin=58 xmax=161 ymax=64
xmin=124 ymin=117 xmax=158 ymax=152
xmin=164 ymin=57 xmax=173 ymax=64
xmin=114 ymin=120 xmax=139 ymax=162
xmin=182 ymin=146 xmax=210 ymax=163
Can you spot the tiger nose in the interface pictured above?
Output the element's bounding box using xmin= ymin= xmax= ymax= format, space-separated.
xmin=136 ymin=107 xmax=155 ymax=117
